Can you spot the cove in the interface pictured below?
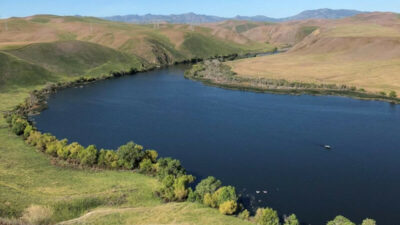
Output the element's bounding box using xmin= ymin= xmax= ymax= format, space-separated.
xmin=32 ymin=64 xmax=400 ymax=225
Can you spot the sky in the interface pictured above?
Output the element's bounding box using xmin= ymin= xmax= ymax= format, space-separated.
xmin=0 ymin=0 xmax=399 ymax=18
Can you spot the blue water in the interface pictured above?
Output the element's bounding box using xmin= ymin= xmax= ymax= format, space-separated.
xmin=32 ymin=65 xmax=400 ymax=225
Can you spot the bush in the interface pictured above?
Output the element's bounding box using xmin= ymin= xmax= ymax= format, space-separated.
xmin=23 ymin=125 xmax=34 ymax=139
xmin=361 ymin=218 xmax=376 ymax=225
xmin=203 ymin=192 xmax=217 ymax=208
xmin=26 ymin=131 xmax=42 ymax=147
xmin=156 ymin=157 xmax=186 ymax=180
xmin=213 ymin=186 xmax=237 ymax=206
xmin=238 ymin=209 xmax=250 ymax=220
xmin=139 ymin=158 xmax=155 ymax=174
xmin=255 ymin=207 xmax=280 ymax=225
xmin=46 ymin=139 xmax=68 ymax=157
xmin=21 ymin=205 xmax=53 ymax=225
xmin=78 ymin=145 xmax=98 ymax=166
xmin=187 ymin=188 xmax=201 ymax=202
xmin=36 ymin=133 xmax=56 ymax=152
xmin=11 ymin=117 xmax=29 ymax=136
xmin=173 ymin=175 xmax=195 ymax=201
xmin=284 ymin=214 xmax=299 ymax=225
xmin=157 ymin=175 xmax=176 ymax=201
xmin=145 ymin=149 xmax=158 ymax=163
xmin=219 ymin=200 xmax=237 ymax=215
xmin=65 ymin=142 xmax=85 ymax=160
xmin=195 ymin=176 xmax=222 ymax=198
xmin=389 ymin=91 xmax=397 ymax=98
xmin=117 ymin=142 xmax=145 ymax=169
xmin=327 ymin=216 xmax=355 ymax=225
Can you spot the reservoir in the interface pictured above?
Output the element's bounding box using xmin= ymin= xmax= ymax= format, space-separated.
xmin=32 ymin=65 xmax=400 ymax=225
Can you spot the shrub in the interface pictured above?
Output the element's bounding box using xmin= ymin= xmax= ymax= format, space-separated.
xmin=389 ymin=91 xmax=397 ymax=98
xmin=145 ymin=149 xmax=158 ymax=163
xmin=284 ymin=214 xmax=299 ymax=225
xmin=11 ymin=117 xmax=29 ymax=136
xmin=26 ymin=131 xmax=42 ymax=147
xmin=195 ymin=176 xmax=222 ymax=198
xmin=213 ymin=186 xmax=237 ymax=206
xmin=203 ymin=193 xmax=217 ymax=208
xmin=327 ymin=216 xmax=355 ymax=225
xmin=173 ymin=175 xmax=195 ymax=201
xmin=219 ymin=200 xmax=237 ymax=215
xmin=139 ymin=158 xmax=154 ymax=174
xmin=117 ymin=142 xmax=145 ymax=169
xmin=255 ymin=207 xmax=280 ymax=225
xmin=78 ymin=145 xmax=98 ymax=166
xmin=46 ymin=139 xmax=68 ymax=157
xmin=65 ymin=142 xmax=85 ymax=160
xmin=157 ymin=175 xmax=175 ymax=201
xmin=23 ymin=125 xmax=34 ymax=139
xmin=156 ymin=157 xmax=186 ymax=180
xmin=361 ymin=218 xmax=376 ymax=225
xmin=99 ymin=150 xmax=120 ymax=169
xmin=187 ymin=188 xmax=201 ymax=202
xmin=238 ymin=209 xmax=250 ymax=220
xmin=36 ymin=133 xmax=56 ymax=152
xmin=21 ymin=205 xmax=53 ymax=225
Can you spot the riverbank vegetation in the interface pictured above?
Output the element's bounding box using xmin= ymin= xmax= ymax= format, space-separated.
xmin=185 ymin=59 xmax=400 ymax=104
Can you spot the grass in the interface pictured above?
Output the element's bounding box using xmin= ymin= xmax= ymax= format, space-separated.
xmin=228 ymin=53 xmax=400 ymax=94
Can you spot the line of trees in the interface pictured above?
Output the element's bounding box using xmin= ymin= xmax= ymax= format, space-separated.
xmin=4 ymin=113 xmax=377 ymax=225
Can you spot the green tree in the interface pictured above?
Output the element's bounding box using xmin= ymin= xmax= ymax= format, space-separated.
xmin=389 ymin=91 xmax=397 ymax=98
xmin=213 ymin=186 xmax=237 ymax=206
xmin=145 ymin=149 xmax=158 ymax=163
xmin=219 ymin=200 xmax=237 ymax=215
xmin=255 ymin=207 xmax=280 ymax=225
xmin=157 ymin=175 xmax=175 ymax=201
xmin=156 ymin=157 xmax=186 ymax=180
xmin=195 ymin=176 xmax=222 ymax=198
xmin=187 ymin=188 xmax=201 ymax=202
xmin=117 ymin=142 xmax=145 ymax=169
xmin=361 ymin=218 xmax=376 ymax=225
xmin=46 ymin=139 xmax=68 ymax=157
xmin=326 ymin=216 xmax=355 ymax=225
xmin=139 ymin=158 xmax=154 ymax=174
xmin=284 ymin=214 xmax=299 ymax=225
xmin=79 ymin=145 xmax=98 ymax=166
xmin=203 ymin=193 xmax=217 ymax=208
xmin=11 ymin=117 xmax=29 ymax=136
xmin=65 ymin=142 xmax=84 ymax=159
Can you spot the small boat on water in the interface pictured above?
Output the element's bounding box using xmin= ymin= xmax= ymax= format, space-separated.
xmin=324 ymin=145 xmax=332 ymax=150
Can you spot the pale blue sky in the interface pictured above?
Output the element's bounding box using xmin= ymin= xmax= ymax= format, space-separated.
xmin=0 ymin=0 xmax=399 ymax=18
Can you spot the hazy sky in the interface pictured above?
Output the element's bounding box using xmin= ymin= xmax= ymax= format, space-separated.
xmin=0 ymin=0 xmax=399 ymax=18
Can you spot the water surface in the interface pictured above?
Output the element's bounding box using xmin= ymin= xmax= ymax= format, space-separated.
xmin=32 ymin=65 xmax=400 ymax=225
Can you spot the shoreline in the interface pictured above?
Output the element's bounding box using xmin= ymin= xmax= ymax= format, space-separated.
xmin=184 ymin=60 xmax=400 ymax=105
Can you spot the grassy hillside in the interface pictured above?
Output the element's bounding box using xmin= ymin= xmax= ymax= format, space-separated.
xmin=227 ymin=12 xmax=400 ymax=95
xmin=0 ymin=15 xmax=272 ymax=64
xmin=5 ymin=40 xmax=145 ymax=77
xmin=0 ymin=52 xmax=56 ymax=89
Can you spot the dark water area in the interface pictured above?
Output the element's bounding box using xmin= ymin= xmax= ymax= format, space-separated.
xmin=32 ymin=65 xmax=400 ymax=225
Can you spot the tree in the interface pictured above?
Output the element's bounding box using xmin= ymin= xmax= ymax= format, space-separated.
xmin=145 ymin=149 xmax=158 ymax=163
xmin=187 ymin=188 xmax=201 ymax=202
xmin=11 ymin=117 xmax=29 ymax=136
xmin=65 ymin=142 xmax=84 ymax=159
xmin=255 ymin=208 xmax=280 ymax=225
xmin=203 ymin=193 xmax=217 ymax=208
xmin=361 ymin=218 xmax=376 ymax=225
xmin=213 ymin=186 xmax=237 ymax=206
xmin=156 ymin=157 xmax=186 ymax=180
xmin=117 ymin=142 xmax=145 ymax=169
xmin=326 ymin=216 xmax=355 ymax=225
xmin=284 ymin=214 xmax=299 ymax=225
xmin=195 ymin=176 xmax=222 ymax=198
xmin=46 ymin=139 xmax=68 ymax=157
xmin=79 ymin=145 xmax=98 ymax=166
xmin=389 ymin=91 xmax=397 ymax=98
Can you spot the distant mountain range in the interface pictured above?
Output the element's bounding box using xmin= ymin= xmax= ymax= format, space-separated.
xmin=103 ymin=9 xmax=365 ymax=24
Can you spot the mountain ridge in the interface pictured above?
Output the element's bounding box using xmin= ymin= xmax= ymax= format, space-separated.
xmin=104 ymin=8 xmax=365 ymax=24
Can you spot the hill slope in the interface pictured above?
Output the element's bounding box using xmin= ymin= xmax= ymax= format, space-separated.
xmin=227 ymin=12 xmax=400 ymax=94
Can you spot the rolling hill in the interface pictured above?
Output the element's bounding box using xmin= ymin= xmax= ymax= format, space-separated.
xmin=227 ymin=12 xmax=400 ymax=94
